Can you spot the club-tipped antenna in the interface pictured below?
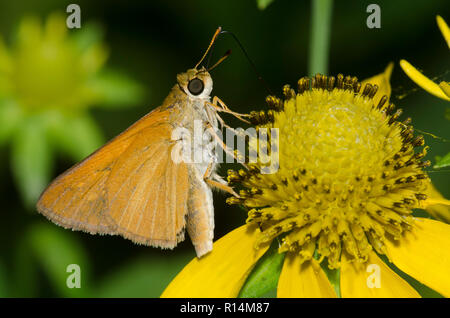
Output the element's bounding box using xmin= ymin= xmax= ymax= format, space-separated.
xmin=208 ymin=49 xmax=232 ymax=72
xmin=195 ymin=27 xmax=222 ymax=70
xmin=220 ymin=30 xmax=273 ymax=95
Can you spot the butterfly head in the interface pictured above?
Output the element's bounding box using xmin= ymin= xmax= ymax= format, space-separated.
xmin=177 ymin=67 xmax=213 ymax=99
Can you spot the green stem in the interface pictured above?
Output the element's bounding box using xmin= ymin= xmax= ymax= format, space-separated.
xmin=308 ymin=0 xmax=333 ymax=76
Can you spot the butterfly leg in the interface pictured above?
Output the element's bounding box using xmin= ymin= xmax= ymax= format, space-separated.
xmin=206 ymin=106 xmax=240 ymax=137
xmin=204 ymin=122 xmax=248 ymax=169
xmin=212 ymin=96 xmax=250 ymax=117
xmin=214 ymin=111 xmax=242 ymax=133
xmin=203 ymin=160 xmax=239 ymax=197
xmin=209 ymin=111 xmax=256 ymax=166
xmin=205 ymin=96 xmax=251 ymax=124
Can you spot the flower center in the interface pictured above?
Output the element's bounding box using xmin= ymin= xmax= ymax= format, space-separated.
xmin=227 ymin=74 xmax=430 ymax=269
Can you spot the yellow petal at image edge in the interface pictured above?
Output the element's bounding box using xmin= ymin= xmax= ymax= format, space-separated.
xmin=361 ymin=62 xmax=394 ymax=106
xmin=436 ymin=15 xmax=450 ymax=49
xmin=277 ymin=254 xmax=336 ymax=297
xmin=161 ymin=225 xmax=270 ymax=298
xmin=399 ymin=59 xmax=450 ymax=101
xmin=439 ymin=82 xmax=450 ymax=98
xmin=384 ymin=218 xmax=450 ymax=297
xmin=17 ymin=16 xmax=42 ymax=47
xmin=44 ymin=12 xmax=68 ymax=42
xmin=421 ymin=181 xmax=450 ymax=223
xmin=340 ymin=251 xmax=420 ymax=298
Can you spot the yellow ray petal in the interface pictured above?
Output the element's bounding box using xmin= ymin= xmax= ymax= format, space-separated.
xmin=420 ymin=181 xmax=450 ymax=223
xmin=436 ymin=15 xmax=450 ymax=49
xmin=384 ymin=218 xmax=450 ymax=297
xmin=277 ymin=254 xmax=336 ymax=298
xmin=80 ymin=44 xmax=108 ymax=74
xmin=44 ymin=13 xmax=67 ymax=42
xmin=361 ymin=62 xmax=394 ymax=107
xmin=340 ymin=251 xmax=420 ymax=298
xmin=17 ymin=16 xmax=42 ymax=49
xmin=161 ymin=225 xmax=271 ymax=298
xmin=439 ymin=81 xmax=450 ymax=98
xmin=399 ymin=59 xmax=450 ymax=101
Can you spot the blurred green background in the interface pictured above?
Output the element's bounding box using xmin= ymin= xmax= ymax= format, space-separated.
xmin=0 ymin=0 xmax=448 ymax=297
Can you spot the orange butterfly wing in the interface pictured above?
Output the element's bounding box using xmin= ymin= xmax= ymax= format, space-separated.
xmin=37 ymin=107 xmax=189 ymax=248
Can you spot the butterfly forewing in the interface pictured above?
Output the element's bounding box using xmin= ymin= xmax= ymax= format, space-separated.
xmin=105 ymin=123 xmax=189 ymax=247
xmin=37 ymin=107 xmax=189 ymax=247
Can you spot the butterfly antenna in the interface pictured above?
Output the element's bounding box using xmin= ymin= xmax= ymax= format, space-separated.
xmin=220 ymin=30 xmax=273 ymax=95
xmin=195 ymin=27 xmax=222 ymax=69
xmin=205 ymin=42 xmax=216 ymax=70
xmin=208 ymin=49 xmax=232 ymax=72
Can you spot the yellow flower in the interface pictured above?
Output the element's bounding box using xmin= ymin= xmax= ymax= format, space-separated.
xmin=162 ymin=65 xmax=450 ymax=298
xmin=0 ymin=13 xmax=109 ymax=110
xmin=399 ymin=15 xmax=450 ymax=222
xmin=0 ymin=13 xmax=143 ymax=206
xmin=400 ymin=15 xmax=450 ymax=101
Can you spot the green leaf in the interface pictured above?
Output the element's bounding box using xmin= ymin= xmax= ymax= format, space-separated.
xmin=48 ymin=112 xmax=104 ymax=161
xmin=319 ymin=258 xmax=341 ymax=297
xmin=0 ymin=99 xmax=22 ymax=146
xmin=27 ymin=222 xmax=91 ymax=297
xmin=11 ymin=235 xmax=38 ymax=297
xmin=434 ymin=152 xmax=450 ymax=169
xmin=97 ymin=253 xmax=194 ymax=298
xmin=88 ymin=70 xmax=145 ymax=107
xmin=257 ymin=0 xmax=275 ymax=10
xmin=11 ymin=116 xmax=53 ymax=207
xmin=238 ymin=242 xmax=285 ymax=298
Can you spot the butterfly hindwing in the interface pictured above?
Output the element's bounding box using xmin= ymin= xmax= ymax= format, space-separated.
xmin=105 ymin=124 xmax=189 ymax=248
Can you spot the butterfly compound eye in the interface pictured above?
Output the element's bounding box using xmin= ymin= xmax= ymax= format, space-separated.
xmin=187 ymin=78 xmax=204 ymax=96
